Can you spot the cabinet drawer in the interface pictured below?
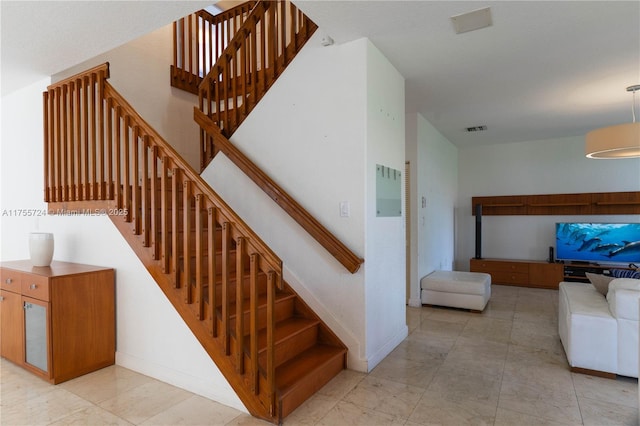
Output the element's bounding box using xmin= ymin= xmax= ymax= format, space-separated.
xmin=0 ymin=269 xmax=21 ymax=292
xmin=490 ymin=271 xmax=529 ymax=285
xmin=21 ymin=274 xmax=49 ymax=301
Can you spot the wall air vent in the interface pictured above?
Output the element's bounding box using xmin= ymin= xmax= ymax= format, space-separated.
xmin=466 ymin=125 xmax=487 ymax=132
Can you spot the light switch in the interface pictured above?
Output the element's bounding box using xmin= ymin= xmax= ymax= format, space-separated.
xmin=340 ymin=201 xmax=350 ymax=217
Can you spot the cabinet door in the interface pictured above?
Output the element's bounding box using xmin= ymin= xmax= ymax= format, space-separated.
xmin=0 ymin=290 xmax=24 ymax=365
xmin=23 ymin=297 xmax=50 ymax=374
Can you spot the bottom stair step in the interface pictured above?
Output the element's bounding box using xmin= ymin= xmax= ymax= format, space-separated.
xmin=276 ymin=344 xmax=347 ymax=419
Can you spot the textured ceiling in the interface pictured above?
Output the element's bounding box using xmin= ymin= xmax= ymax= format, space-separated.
xmin=297 ymin=1 xmax=640 ymax=148
xmin=2 ymin=1 xmax=639 ymax=150
xmin=1 ymin=1 xmax=212 ymax=96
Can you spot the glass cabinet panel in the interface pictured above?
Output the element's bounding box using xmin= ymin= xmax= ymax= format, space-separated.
xmin=24 ymin=301 xmax=48 ymax=372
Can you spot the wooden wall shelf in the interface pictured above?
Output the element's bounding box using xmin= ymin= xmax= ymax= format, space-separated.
xmin=472 ymin=191 xmax=640 ymax=216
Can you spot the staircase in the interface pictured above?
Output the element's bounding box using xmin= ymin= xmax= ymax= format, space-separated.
xmin=43 ymin=63 xmax=347 ymax=424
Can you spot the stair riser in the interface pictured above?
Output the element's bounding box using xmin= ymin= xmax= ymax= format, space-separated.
xmin=231 ymin=325 xmax=319 ymax=391
xmin=225 ymin=295 xmax=295 ymax=336
xmin=278 ymin=351 xmax=346 ymax=419
xmin=255 ymin=325 xmax=318 ymax=369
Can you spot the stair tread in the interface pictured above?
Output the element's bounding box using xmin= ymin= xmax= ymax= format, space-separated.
xmin=225 ymin=291 xmax=295 ymax=317
xmin=275 ymin=344 xmax=346 ymax=396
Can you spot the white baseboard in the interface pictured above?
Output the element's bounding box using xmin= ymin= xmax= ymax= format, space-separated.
xmin=365 ymin=324 xmax=409 ymax=372
xmin=408 ymin=296 xmax=422 ymax=307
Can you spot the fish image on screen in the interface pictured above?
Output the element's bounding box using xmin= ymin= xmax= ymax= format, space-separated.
xmin=555 ymin=223 xmax=640 ymax=264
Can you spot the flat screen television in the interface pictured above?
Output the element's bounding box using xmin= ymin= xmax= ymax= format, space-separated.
xmin=555 ymin=222 xmax=640 ymax=264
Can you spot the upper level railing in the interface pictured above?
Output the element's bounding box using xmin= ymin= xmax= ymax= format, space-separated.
xmin=198 ymin=0 xmax=317 ymax=144
xmin=43 ymin=63 xmax=282 ymax=415
xmin=172 ymin=2 xmax=257 ymax=94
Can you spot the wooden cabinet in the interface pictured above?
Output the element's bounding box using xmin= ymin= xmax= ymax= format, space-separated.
xmin=0 ymin=260 xmax=115 ymax=384
xmin=472 ymin=191 xmax=640 ymax=216
xmin=470 ymin=258 xmax=564 ymax=289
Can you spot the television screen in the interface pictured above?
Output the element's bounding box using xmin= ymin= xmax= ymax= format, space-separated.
xmin=555 ymin=223 xmax=640 ymax=264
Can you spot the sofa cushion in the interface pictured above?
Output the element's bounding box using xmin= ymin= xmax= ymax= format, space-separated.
xmin=586 ymin=272 xmax=615 ymax=296
xmin=561 ymin=282 xmax=611 ymax=318
xmin=607 ymin=278 xmax=640 ymax=321
xmin=610 ymin=269 xmax=640 ymax=279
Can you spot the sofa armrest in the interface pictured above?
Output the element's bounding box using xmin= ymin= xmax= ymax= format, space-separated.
xmin=607 ymin=278 xmax=640 ymax=321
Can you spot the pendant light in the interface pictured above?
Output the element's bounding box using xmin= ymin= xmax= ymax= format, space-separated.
xmin=585 ymin=85 xmax=640 ymax=159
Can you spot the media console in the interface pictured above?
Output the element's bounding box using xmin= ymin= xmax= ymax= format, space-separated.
xmin=471 ymin=258 xmax=634 ymax=288
xmin=561 ymin=262 xmax=633 ymax=283
xmin=470 ymin=258 xmax=564 ymax=289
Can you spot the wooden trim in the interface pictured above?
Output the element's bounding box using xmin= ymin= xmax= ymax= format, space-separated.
xmin=473 ymin=192 xmax=640 ymax=215
xmin=570 ymin=366 xmax=616 ymax=379
xmin=195 ymin=108 xmax=364 ymax=274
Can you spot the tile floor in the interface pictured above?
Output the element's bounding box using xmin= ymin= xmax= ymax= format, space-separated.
xmin=1 ymin=285 xmax=638 ymax=425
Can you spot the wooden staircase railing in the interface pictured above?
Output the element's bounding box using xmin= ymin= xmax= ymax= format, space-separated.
xmin=171 ymin=1 xmax=258 ymax=94
xmin=198 ymin=0 xmax=318 ymax=159
xmin=43 ymin=63 xmax=347 ymax=423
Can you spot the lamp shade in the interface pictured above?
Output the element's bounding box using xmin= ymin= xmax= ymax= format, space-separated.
xmin=585 ymin=122 xmax=640 ymax=159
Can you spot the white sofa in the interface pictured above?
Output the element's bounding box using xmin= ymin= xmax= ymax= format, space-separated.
xmin=558 ymin=278 xmax=640 ymax=378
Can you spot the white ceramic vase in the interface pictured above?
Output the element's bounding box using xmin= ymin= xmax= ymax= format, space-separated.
xmin=29 ymin=232 xmax=54 ymax=267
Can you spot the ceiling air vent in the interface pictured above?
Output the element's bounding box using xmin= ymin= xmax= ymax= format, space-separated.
xmin=451 ymin=7 xmax=493 ymax=34
xmin=466 ymin=125 xmax=487 ymax=132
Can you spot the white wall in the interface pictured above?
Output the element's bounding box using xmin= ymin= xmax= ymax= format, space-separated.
xmin=53 ymin=25 xmax=201 ymax=170
xmin=1 ymin=32 xmax=246 ymax=412
xmin=364 ymin=41 xmax=407 ymax=367
xmin=202 ymin=34 xmax=407 ymax=372
xmin=406 ymin=113 xmax=458 ymax=306
xmin=456 ymin=136 xmax=640 ymax=270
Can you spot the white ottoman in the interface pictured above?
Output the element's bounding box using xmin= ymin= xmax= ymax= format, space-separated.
xmin=421 ymin=270 xmax=491 ymax=312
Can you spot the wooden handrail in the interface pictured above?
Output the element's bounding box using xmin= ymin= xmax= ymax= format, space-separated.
xmin=195 ymin=109 xmax=364 ymax=274
xmin=43 ymin=62 xmax=282 ymax=417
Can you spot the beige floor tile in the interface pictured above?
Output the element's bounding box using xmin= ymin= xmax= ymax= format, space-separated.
xmin=389 ymin=335 xmax=453 ymax=361
xmin=418 ymin=317 xmax=466 ymax=338
xmin=369 ymin=353 xmax=441 ymax=388
xmin=428 ymin=365 xmax=502 ymax=406
xmin=97 ymin=378 xmax=193 ymax=424
xmin=427 ymin=307 xmax=476 ymax=324
xmin=48 ymin=405 xmax=134 ymax=425
xmin=494 ymin=407 xmax=579 ymax=425
xmin=510 ymin=319 xmax=564 ymax=354
xmin=408 ymin=390 xmax=496 ymax=425
xmin=138 ymin=394 xmax=245 ymax=425
xmin=315 ymin=368 xmax=366 ymax=400
xmin=60 ymin=365 xmax=156 ymax=404
xmin=283 ymin=394 xmax=340 ymax=425
xmin=316 ymin=400 xmax=406 ymax=426
xmin=578 ymin=397 xmax=639 ymax=426
xmin=498 ymin=374 xmax=582 ymax=424
xmin=224 ymin=414 xmax=274 ymax=425
xmin=0 ymin=387 xmax=94 ymax=425
xmin=342 ymin=375 xmax=425 ymax=418
xmin=461 ymin=316 xmax=514 ymax=344
xmin=572 ymin=373 xmax=638 ymax=409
